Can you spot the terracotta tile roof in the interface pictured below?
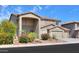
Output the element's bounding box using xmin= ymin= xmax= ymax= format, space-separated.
xmin=48 ymin=26 xmax=70 ymax=31
xmin=12 ymin=12 xmax=41 ymax=17
xmin=11 ymin=12 xmax=60 ymax=22
xmin=41 ymin=16 xmax=61 ymax=22
xmin=62 ymin=21 xmax=79 ymax=25
xmin=41 ymin=24 xmax=55 ymax=29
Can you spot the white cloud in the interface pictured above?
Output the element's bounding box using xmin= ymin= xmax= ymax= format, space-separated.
xmin=30 ymin=5 xmax=42 ymax=12
xmin=37 ymin=5 xmax=42 ymax=10
xmin=0 ymin=10 xmax=10 ymax=20
xmin=14 ymin=7 xmax=23 ymax=13
xmin=0 ymin=6 xmax=23 ymax=20
xmin=6 ymin=11 xmax=11 ymax=18
xmin=30 ymin=6 xmax=38 ymax=12
xmin=0 ymin=5 xmax=7 ymax=12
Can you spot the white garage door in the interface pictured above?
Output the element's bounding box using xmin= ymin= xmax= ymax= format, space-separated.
xmin=50 ymin=31 xmax=63 ymax=39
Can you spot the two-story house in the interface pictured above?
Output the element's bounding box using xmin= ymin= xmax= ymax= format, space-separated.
xmin=62 ymin=22 xmax=79 ymax=38
xmin=9 ymin=12 xmax=70 ymax=39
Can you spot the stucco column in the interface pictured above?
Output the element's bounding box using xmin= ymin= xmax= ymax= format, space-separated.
xmin=75 ymin=23 xmax=77 ymax=30
xmin=19 ymin=17 xmax=22 ymax=36
xmin=38 ymin=18 xmax=41 ymax=39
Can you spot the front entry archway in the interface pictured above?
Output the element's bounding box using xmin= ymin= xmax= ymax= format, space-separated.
xmin=18 ymin=17 xmax=39 ymax=38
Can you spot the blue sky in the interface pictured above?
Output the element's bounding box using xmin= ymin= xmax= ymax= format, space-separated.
xmin=0 ymin=5 xmax=79 ymax=23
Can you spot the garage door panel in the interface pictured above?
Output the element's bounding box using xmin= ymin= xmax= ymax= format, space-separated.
xmin=50 ymin=31 xmax=63 ymax=39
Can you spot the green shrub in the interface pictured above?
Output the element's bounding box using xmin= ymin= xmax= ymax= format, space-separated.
xmin=41 ymin=33 xmax=49 ymax=40
xmin=1 ymin=20 xmax=16 ymax=36
xmin=0 ymin=20 xmax=16 ymax=44
xmin=19 ymin=34 xmax=29 ymax=43
xmin=6 ymin=33 xmax=14 ymax=44
xmin=19 ymin=36 xmax=29 ymax=43
xmin=0 ymin=32 xmax=13 ymax=44
xmin=0 ymin=32 xmax=7 ymax=44
xmin=19 ymin=32 xmax=37 ymax=43
xmin=27 ymin=32 xmax=37 ymax=42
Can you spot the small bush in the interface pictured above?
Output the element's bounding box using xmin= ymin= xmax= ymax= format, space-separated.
xmin=0 ymin=32 xmax=13 ymax=44
xmin=19 ymin=33 xmax=29 ymax=43
xmin=27 ymin=32 xmax=37 ymax=42
xmin=19 ymin=32 xmax=37 ymax=43
xmin=41 ymin=33 xmax=49 ymax=40
xmin=19 ymin=36 xmax=29 ymax=43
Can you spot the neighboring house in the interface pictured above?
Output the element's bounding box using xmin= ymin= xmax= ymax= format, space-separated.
xmin=62 ymin=22 xmax=79 ymax=38
xmin=9 ymin=12 xmax=60 ymax=39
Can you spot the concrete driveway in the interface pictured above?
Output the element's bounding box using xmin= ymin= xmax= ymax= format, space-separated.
xmin=60 ymin=38 xmax=79 ymax=42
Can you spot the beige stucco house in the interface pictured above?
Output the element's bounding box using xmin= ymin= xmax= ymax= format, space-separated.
xmin=62 ymin=22 xmax=79 ymax=38
xmin=9 ymin=12 xmax=70 ymax=39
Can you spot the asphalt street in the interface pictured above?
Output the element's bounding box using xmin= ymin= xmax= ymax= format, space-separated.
xmin=0 ymin=43 xmax=79 ymax=53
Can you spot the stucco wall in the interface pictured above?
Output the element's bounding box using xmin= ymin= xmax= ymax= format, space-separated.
xmin=41 ymin=29 xmax=48 ymax=34
xmin=40 ymin=19 xmax=57 ymax=35
xmin=20 ymin=14 xmax=40 ymax=20
xmin=40 ymin=20 xmax=56 ymax=27
xmin=10 ymin=15 xmax=18 ymax=24
xmin=40 ymin=25 xmax=55 ymax=35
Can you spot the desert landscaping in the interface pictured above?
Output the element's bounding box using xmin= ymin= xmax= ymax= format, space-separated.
xmin=0 ymin=20 xmax=64 ymax=47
